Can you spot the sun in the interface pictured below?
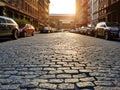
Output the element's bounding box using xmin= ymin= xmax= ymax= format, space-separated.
xmin=50 ymin=0 xmax=75 ymax=15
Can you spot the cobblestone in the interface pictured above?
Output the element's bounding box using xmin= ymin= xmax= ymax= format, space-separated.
xmin=1 ymin=84 xmax=19 ymax=90
xmin=76 ymin=82 xmax=95 ymax=89
xmin=95 ymin=81 xmax=114 ymax=87
xmin=49 ymin=79 xmax=64 ymax=84
xmin=0 ymin=32 xmax=120 ymax=89
xmin=58 ymin=83 xmax=75 ymax=89
xmin=39 ymin=83 xmax=57 ymax=89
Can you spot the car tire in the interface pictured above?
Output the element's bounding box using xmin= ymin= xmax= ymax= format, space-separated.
xmin=32 ymin=32 xmax=34 ymax=36
xmin=12 ymin=30 xmax=18 ymax=40
xmin=104 ymin=31 xmax=110 ymax=40
xmin=48 ymin=30 xmax=50 ymax=33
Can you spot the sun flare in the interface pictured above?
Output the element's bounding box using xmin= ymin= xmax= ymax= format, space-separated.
xmin=50 ymin=0 xmax=75 ymax=15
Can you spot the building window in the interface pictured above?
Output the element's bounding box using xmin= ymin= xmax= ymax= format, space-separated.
xmin=8 ymin=0 xmax=12 ymax=4
xmin=20 ymin=0 xmax=23 ymax=9
xmin=1 ymin=0 xmax=5 ymax=2
xmin=15 ymin=0 xmax=18 ymax=7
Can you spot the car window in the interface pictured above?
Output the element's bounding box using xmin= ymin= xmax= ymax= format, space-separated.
xmin=25 ymin=24 xmax=29 ymax=28
xmin=0 ymin=18 xmax=6 ymax=23
xmin=106 ymin=22 xmax=120 ymax=27
xmin=6 ymin=19 xmax=13 ymax=23
xmin=100 ymin=24 xmax=106 ymax=27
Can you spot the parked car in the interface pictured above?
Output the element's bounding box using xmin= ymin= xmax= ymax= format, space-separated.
xmin=74 ymin=28 xmax=80 ymax=33
xmin=0 ymin=16 xmax=19 ymax=39
xmin=95 ymin=22 xmax=120 ymax=40
xmin=69 ymin=29 xmax=76 ymax=33
xmin=51 ymin=28 xmax=57 ymax=33
xmin=41 ymin=26 xmax=51 ymax=33
xmin=19 ymin=24 xmax=35 ymax=37
xmin=79 ymin=26 xmax=88 ymax=34
xmin=86 ymin=24 xmax=95 ymax=36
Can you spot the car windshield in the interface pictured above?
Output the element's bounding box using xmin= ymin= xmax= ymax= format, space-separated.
xmin=106 ymin=22 xmax=120 ymax=27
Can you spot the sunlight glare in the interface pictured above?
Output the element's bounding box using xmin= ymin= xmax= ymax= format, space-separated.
xmin=50 ymin=0 xmax=75 ymax=15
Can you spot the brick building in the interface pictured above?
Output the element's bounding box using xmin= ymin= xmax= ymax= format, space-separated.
xmin=0 ymin=0 xmax=50 ymax=30
xmin=88 ymin=0 xmax=98 ymax=25
xmin=75 ymin=0 xmax=89 ymax=27
xmin=88 ymin=0 xmax=120 ymax=24
xmin=106 ymin=0 xmax=120 ymax=22
xmin=49 ymin=14 xmax=75 ymax=30
xmin=38 ymin=0 xmax=50 ymax=27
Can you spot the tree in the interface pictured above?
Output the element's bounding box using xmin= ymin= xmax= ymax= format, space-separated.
xmin=13 ymin=18 xmax=30 ymax=25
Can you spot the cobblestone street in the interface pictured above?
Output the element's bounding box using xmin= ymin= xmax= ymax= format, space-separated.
xmin=0 ymin=32 xmax=120 ymax=90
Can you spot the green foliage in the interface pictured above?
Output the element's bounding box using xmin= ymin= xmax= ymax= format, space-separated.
xmin=13 ymin=18 xmax=30 ymax=25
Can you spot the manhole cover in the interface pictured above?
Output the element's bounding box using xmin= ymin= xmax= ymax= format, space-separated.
xmin=55 ymin=50 xmax=77 ymax=55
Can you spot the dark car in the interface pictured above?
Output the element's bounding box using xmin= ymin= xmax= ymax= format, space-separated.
xmin=95 ymin=22 xmax=120 ymax=40
xmin=41 ymin=26 xmax=51 ymax=33
xmin=86 ymin=24 xmax=95 ymax=36
xmin=0 ymin=16 xmax=19 ymax=39
xmin=79 ymin=26 xmax=88 ymax=34
xmin=19 ymin=24 xmax=35 ymax=37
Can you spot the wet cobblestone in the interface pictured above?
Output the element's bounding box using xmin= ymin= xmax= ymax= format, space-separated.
xmin=0 ymin=32 xmax=120 ymax=89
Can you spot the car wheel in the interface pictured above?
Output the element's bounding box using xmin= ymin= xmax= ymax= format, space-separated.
xmin=48 ymin=30 xmax=50 ymax=33
xmin=104 ymin=31 xmax=110 ymax=40
xmin=12 ymin=30 xmax=18 ymax=40
xmin=32 ymin=32 xmax=34 ymax=36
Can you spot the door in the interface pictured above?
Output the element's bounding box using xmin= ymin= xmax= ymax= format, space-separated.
xmin=5 ymin=19 xmax=14 ymax=35
xmin=0 ymin=18 xmax=7 ymax=36
xmin=100 ymin=24 xmax=106 ymax=37
xmin=99 ymin=24 xmax=106 ymax=36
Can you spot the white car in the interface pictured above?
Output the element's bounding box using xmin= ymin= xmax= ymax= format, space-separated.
xmin=0 ymin=16 xmax=19 ymax=39
xmin=95 ymin=22 xmax=120 ymax=40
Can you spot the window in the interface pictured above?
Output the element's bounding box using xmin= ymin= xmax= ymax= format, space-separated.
xmin=15 ymin=0 xmax=18 ymax=7
xmin=0 ymin=18 xmax=5 ymax=23
xmin=20 ymin=0 xmax=23 ymax=9
xmin=100 ymin=24 xmax=106 ymax=27
xmin=8 ymin=0 xmax=12 ymax=4
xmin=6 ymin=19 xmax=13 ymax=23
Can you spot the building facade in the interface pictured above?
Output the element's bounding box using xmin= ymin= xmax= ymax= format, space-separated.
xmin=88 ymin=0 xmax=120 ymax=24
xmin=38 ymin=0 xmax=50 ymax=27
xmin=98 ymin=0 xmax=120 ymax=23
xmin=0 ymin=0 xmax=50 ymax=30
xmin=106 ymin=0 xmax=120 ymax=23
xmin=93 ymin=0 xmax=98 ymax=24
xmin=98 ymin=0 xmax=108 ymax=22
xmin=88 ymin=0 xmax=93 ymax=24
xmin=75 ymin=0 xmax=89 ymax=27
xmin=88 ymin=0 xmax=98 ymax=25
xmin=49 ymin=14 xmax=75 ymax=30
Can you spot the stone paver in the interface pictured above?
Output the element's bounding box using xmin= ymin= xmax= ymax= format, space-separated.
xmin=0 ymin=32 xmax=120 ymax=90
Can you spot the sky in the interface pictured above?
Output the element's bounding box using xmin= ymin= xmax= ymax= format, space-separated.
xmin=50 ymin=0 xmax=76 ymax=15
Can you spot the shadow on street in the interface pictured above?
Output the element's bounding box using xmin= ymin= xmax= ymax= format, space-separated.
xmin=0 ymin=37 xmax=12 ymax=43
